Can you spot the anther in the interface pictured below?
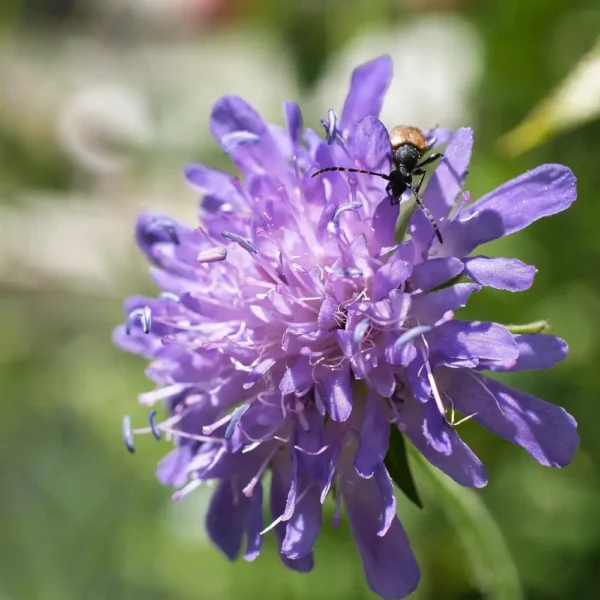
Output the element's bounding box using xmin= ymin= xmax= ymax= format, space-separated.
xmin=126 ymin=306 xmax=152 ymax=335
xmin=197 ymin=247 xmax=228 ymax=263
xmin=394 ymin=325 xmax=432 ymax=348
xmin=224 ymin=403 xmax=251 ymax=440
xmin=148 ymin=409 xmax=161 ymax=440
xmin=320 ymin=109 xmax=338 ymax=144
xmin=159 ymin=292 xmax=180 ymax=302
xmin=333 ymin=267 xmax=363 ymax=279
xmin=122 ymin=415 xmax=135 ymax=453
xmin=221 ymin=231 xmax=258 ymax=255
xmin=332 ymin=199 xmax=363 ymax=226
xmin=354 ymin=319 xmax=371 ymax=345
xmin=221 ymin=131 xmax=260 ymax=154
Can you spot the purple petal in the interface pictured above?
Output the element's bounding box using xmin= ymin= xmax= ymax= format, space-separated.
xmin=354 ymin=392 xmax=390 ymax=478
xmin=426 ymin=127 xmax=453 ymax=146
xmin=206 ymin=481 xmax=246 ymax=560
xmin=341 ymin=56 xmax=393 ymax=135
xmin=411 ymin=283 xmax=481 ymax=322
xmin=374 ymin=465 xmax=396 ymax=537
xmin=210 ymin=96 xmax=284 ymax=172
xmin=444 ymin=164 xmax=577 ymax=256
xmin=372 ymin=256 xmax=412 ymax=302
xmin=283 ymin=450 xmax=298 ymax=520
xmin=348 ymin=116 xmax=392 ymax=171
xmin=372 ymin=196 xmax=400 ymax=251
xmin=429 ymin=320 xmax=519 ymax=368
xmin=317 ymin=363 xmax=353 ymax=422
xmin=342 ymin=466 xmax=420 ymax=600
xmin=370 ymin=362 xmax=397 ymax=398
xmin=271 ymin=454 xmax=314 ymax=573
xmin=425 ymin=127 xmax=473 ymax=221
xmin=156 ymin=446 xmax=193 ymax=487
xmin=442 ymin=369 xmax=579 ymax=467
xmin=463 ymin=256 xmax=537 ymax=292
xmin=244 ymin=481 xmax=263 ymax=561
xmin=282 ymin=485 xmax=322 ymax=559
xmin=410 ymin=257 xmax=464 ymax=292
xmin=400 ymin=397 xmax=488 ymax=487
xmin=284 ymin=101 xmax=303 ymax=147
xmin=244 ymin=358 xmax=277 ymax=389
xmin=280 ymin=357 xmax=313 ymax=395
xmin=505 ymin=334 xmax=569 ymax=371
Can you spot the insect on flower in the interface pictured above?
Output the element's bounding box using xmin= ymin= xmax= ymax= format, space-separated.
xmin=312 ymin=124 xmax=445 ymax=243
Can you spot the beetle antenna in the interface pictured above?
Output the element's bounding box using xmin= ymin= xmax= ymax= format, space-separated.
xmin=312 ymin=167 xmax=391 ymax=181
xmin=406 ymin=183 xmax=443 ymax=244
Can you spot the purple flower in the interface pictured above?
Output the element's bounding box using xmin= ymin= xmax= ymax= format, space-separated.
xmin=114 ymin=55 xmax=579 ymax=600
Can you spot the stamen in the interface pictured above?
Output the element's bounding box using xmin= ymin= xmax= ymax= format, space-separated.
xmin=172 ymin=477 xmax=202 ymax=501
xmin=221 ymin=231 xmax=258 ymax=254
xmin=332 ymin=200 xmax=362 ymax=228
xmin=260 ymin=485 xmax=314 ymax=535
xmin=197 ymin=247 xmax=228 ymax=263
xmin=394 ymin=325 xmax=432 ymax=348
xmin=221 ymin=131 xmax=260 ymax=153
xmin=148 ymin=410 xmax=161 ymax=440
xmin=139 ymin=383 xmax=187 ymax=407
xmin=419 ymin=346 xmax=446 ymax=417
xmin=122 ymin=415 xmax=135 ymax=453
xmin=225 ymin=403 xmax=251 ymax=440
xmin=126 ymin=306 xmax=152 ymax=335
xmin=242 ymin=446 xmax=279 ymax=497
xmin=144 ymin=217 xmax=179 ymax=245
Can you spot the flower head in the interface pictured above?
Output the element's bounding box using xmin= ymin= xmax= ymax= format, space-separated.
xmin=114 ymin=55 xmax=579 ymax=600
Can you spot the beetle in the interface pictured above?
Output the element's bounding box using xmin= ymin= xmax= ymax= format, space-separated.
xmin=311 ymin=125 xmax=444 ymax=243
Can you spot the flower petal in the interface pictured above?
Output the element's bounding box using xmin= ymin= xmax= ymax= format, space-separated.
xmin=341 ymin=56 xmax=393 ymax=135
xmin=284 ymin=101 xmax=303 ymax=148
xmin=342 ymin=466 xmax=420 ymax=600
xmin=410 ymin=257 xmax=464 ymax=292
xmin=280 ymin=356 xmax=313 ymax=395
xmin=156 ymin=446 xmax=193 ymax=488
xmin=348 ymin=116 xmax=392 ymax=172
xmin=210 ymin=96 xmax=285 ymax=173
xmin=317 ymin=363 xmax=353 ymax=422
xmin=372 ymin=256 xmax=412 ymax=302
xmin=429 ymin=320 xmax=519 ymax=368
xmin=271 ymin=453 xmax=314 ymax=573
xmin=354 ymin=392 xmax=390 ymax=478
xmin=424 ymin=127 xmax=474 ymax=222
xmin=444 ymin=164 xmax=577 ymax=256
xmin=371 ymin=196 xmax=400 ymax=251
xmin=282 ymin=484 xmax=322 ymax=559
xmin=493 ymin=334 xmax=569 ymax=372
xmin=206 ymin=481 xmax=246 ymax=560
xmin=463 ymin=256 xmax=537 ymax=292
xmin=244 ymin=481 xmax=263 ymax=562
xmin=442 ymin=369 xmax=579 ymax=467
xmin=400 ymin=397 xmax=488 ymax=487
xmin=411 ymin=283 xmax=481 ymax=322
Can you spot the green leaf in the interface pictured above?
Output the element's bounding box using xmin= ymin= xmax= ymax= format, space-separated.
xmin=385 ymin=426 xmax=423 ymax=509
xmin=409 ymin=448 xmax=524 ymax=600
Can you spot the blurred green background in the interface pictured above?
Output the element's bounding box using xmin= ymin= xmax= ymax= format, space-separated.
xmin=2 ymin=0 xmax=600 ymax=598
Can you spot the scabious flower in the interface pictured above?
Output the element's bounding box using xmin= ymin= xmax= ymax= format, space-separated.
xmin=114 ymin=55 xmax=579 ymax=599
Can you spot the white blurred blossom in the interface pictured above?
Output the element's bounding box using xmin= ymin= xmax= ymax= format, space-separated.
xmin=314 ymin=13 xmax=483 ymax=130
xmin=57 ymin=84 xmax=153 ymax=174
